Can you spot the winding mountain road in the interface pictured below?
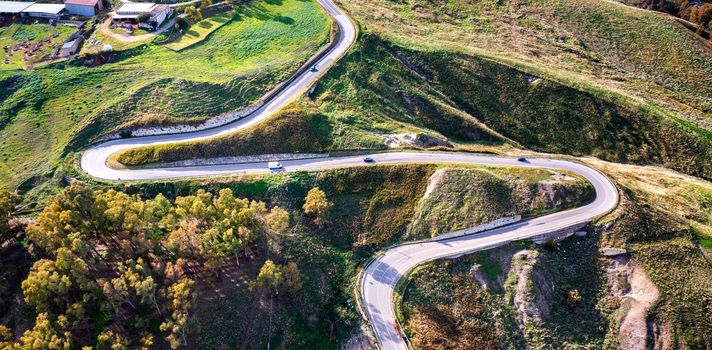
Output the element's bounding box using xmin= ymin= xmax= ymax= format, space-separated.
xmin=80 ymin=1 xmax=619 ymax=349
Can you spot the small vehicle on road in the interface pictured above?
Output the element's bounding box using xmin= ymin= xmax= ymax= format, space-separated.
xmin=268 ymin=161 xmax=283 ymax=171
xmin=363 ymin=156 xmax=375 ymax=163
xmin=310 ymin=65 xmax=318 ymax=72
xmin=517 ymin=157 xmax=527 ymax=162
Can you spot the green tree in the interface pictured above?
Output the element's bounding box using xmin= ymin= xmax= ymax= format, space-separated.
xmin=303 ymin=187 xmax=332 ymax=225
xmin=0 ymin=189 xmax=20 ymax=242
xmin=184 ymin=5 xmax=202 ymax=22
xmin=166 ymin=220 xmax=201 ymax=258
xmin=22 ymin=250 xmax=91 ymax=314
xmin=136 ymin=12 xmax=150 ymax=23
xmin=0 ymin=325 xmax=13 ymax=348
xmin=19 ymin=313 xmax=72 ymax=350
xmin=160 ymin=278 xmax=195 ymax=349
xmin=265 ymin=206 xmax=290 ymax=233
xmin=102 ymin=258 xmax=160 ymax=315
xmin=27 ymin=183 xmax=96 ymax=253
xmin=199 ymin=0 xmax=212 ymax=10
xmin=96 ymin=329 xmax=129 ymax=350
xmin=250 ymin=260 xmax=283 ymax=291
xmin=251 ymin=260 xmax=284 ymax=350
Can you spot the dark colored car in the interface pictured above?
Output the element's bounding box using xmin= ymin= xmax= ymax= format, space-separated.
xmin=517 ymin=157 xmax=527 ymax=162
xmin=363 ymin=156 xmax=375 ymax=163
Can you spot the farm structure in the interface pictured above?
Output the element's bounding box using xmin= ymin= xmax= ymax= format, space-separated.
xmin=64 ymin=0 xmax=102 ymax=17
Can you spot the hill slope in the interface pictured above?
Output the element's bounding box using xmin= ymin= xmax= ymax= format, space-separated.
xmin=0 ymin=0 xmax=331 ymax=191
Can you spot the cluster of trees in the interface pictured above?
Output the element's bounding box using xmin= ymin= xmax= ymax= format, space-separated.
xmin=0 ymin=182 xmax=304 ymax=349
xmin=638 ymin=0 xmax=712 ymax=33
xmin=184 ymin=6 xmax=202 ymax=22
xmin=183 ymin=0 xmax=213 ymax=23
xmin=0 ymin=189 xmax=20 ymax=242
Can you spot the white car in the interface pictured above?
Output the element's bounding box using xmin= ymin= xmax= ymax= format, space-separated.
xmin=268 ymin=161 xmax=283 ymax=170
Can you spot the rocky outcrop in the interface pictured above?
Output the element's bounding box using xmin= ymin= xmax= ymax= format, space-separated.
xmin=382 ymin=133 xmax=453 ymax=148
xmin=469 ymin=263 xmax=491 ymax=290
xmin=341 ymin=322 xmax=377 ymax=350
xmin=506 ymin=250 xmax=555 ymax=329
xmin=605 ymin=255 xmax=664 ymax=350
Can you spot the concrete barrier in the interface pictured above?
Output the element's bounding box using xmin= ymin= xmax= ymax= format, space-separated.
xmin=433 ymin=216 xmax=522 ymax=241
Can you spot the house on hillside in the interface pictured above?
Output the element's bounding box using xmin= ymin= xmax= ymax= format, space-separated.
xmin=59 ymin=34 xmax=83 ymax=56
xmin=112 ymin=2 xmax=170 ymax=30
xmin=146 ymin=4 xmax=168 ymax=28
xmin=0 ymin=1 xmax=34 ymax=21
xmin=21 ymin=3 xmax=66 ymax=20
xmin=64 ymin=0 xmax=102 ymax=17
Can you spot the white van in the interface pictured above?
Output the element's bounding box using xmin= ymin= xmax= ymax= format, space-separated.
xmin=268 ymin=161 xmax=283 ymax=171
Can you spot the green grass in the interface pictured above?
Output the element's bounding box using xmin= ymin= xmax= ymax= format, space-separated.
xmin=340 ymin=0 xmax=712 ymax=126
xmin=400 ymin=235 xmax=610 ymax=349
xmin=407 ymin=167 xmax=593 ymax=239
xmin=165 ymin=11 xmax=234 ymax=51
xmin=112 ymin=103 xmax=333 ymax=166
xmin=0 ymin=0 xmax=331 ymax=191
xmin=586 ymin=159 xmax=712 ymax=348
xmin=313 ymin=35 xmax=711 ymax=179
xmin=0 ymin=23 xmax=76 ymax=69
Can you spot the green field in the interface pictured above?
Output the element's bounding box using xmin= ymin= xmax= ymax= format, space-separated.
xmin=165 ymin=11 xmax=234 ymax=51
xmin=0 ymin=0 xmax=331 ymax=191
xmin=0 ymin=23 xmax=76 ymax=69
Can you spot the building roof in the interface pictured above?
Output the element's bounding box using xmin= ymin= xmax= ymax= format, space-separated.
xmin=22 ymin=3 xmax=65 ymax=14
xmin=0 ymin=1 xmax=34 ymax=13
xmin=61 ymin=39 xmax=77 ymax=49
xmin=65 ymin=0 xmax=98 ymax=6
xmin=112 ymin=13 xmax=137 ymax=19
xmin=116 ymin=2 xmax=154 ymax=14
xmin=150 ymin=3 xmax=166 ymax=15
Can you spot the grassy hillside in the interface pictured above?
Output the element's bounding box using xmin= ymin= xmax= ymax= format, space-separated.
xmin=0 ymin=0 xmax=331 ymax=190
xmin=400 ymin=237 xmax=609 ymax=349
xmin=1 ymin=163 xmax=593 ymax=348
xmin=586 ymin=160 xmax=712 ymax=348
xmin=113 ymin=104 xmax=334 ymax=166
xmin=115 ymin=34 xmax=712 ymax=181
xmin=341 ymin=0 xmax=712 ymax=129
xmin=408 ymin=166 xmax=593 ymax=239
xmin=398 ymin=160 xmax=712 ymax=349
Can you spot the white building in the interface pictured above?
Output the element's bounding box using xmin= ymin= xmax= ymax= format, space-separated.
xmin=64 ymin=0 xmax=102 ymax=17
xmin=113 ymin=2 xmax=170 ymax=29
xmin=0 ymin=1 xmax=34 ymax=19
xmin=148 ymin=4 xmax=168 ymax=27
xmin=59 ymin=36 xmax=83 ymax=56
xmin=21 ymin=3 xmax=66 ymax=20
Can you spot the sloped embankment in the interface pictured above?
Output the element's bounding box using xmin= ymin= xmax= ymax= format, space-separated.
xmin=314 ymin=35 xmax=712 ymax=180
xmin=407 ymin=166 xmax=593 ymax=240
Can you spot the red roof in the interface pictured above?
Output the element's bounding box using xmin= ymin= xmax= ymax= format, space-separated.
xmin=65 ymin=0 xmax=98 ymax=6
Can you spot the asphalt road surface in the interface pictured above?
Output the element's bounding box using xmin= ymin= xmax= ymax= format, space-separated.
xmin=80 ymin=1 xmax=619 ymax=348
